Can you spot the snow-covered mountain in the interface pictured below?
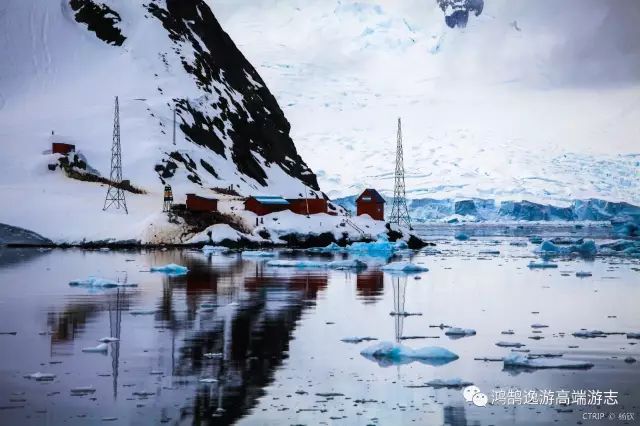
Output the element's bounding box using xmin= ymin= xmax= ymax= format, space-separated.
xmin=0 ymin=0 xmax=321 ymax=240
xmin=213 ymin=0 xmax=640 ymax=205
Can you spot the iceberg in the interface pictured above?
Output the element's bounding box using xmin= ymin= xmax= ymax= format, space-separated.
xmin=360 ymin=341 xmax=458 ymax=367
xmin=69 ymin=277 xmax=137 ymax=288
xmin=454 ymin=232 xmax=470 ymax=241
xmin=381 ymin=261 xmax=428 ymax=273
xmin=504 ymin=353 xmax=593 ymax=370
xmin=307 ymin=242 xmax=345 ymax=253
xmin=82 ymin=343 xmax=108 ymax=353
xmin=241 ymin=250 xmax=277 ymax=257
xmin=150 ymin=264 xmax=189 ymax=275
xmin=445 ymin=327 xmax=476 ymax=337
xmin=535 ymin=240 xmax=597 ymax=256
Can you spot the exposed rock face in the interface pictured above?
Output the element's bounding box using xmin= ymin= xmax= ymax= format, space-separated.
xmin=69 ymin=0 xmax=126 ymax=45
xmin=436 ymin=0 xmax=484 ymax=28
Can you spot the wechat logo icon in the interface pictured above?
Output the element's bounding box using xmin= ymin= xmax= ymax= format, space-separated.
xmin=463 ymin=385 xmax=488 ymax=407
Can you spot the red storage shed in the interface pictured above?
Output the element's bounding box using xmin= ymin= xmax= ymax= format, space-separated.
xmin=287 ymin=198 xmax=328 ymax=215
xmin=244 ymin=196 xmax=290 ymax=216
xmin=186 ymin=193 xmax=218 ymax=212
xmin=52 ymin=142 xmax=75 ymax=155
xmin=356 ymin=189 xmax=385 ymax=221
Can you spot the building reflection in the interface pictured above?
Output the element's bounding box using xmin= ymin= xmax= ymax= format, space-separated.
xmin=356 ymin=270 xmax=384 ymax=303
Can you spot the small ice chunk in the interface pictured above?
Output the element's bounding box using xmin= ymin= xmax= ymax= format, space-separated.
xmin=70 ymin=386 xmax=96 ymax=395
xmin=454 ymin=232 xmax=470 ymax=241
xmin=479 ymin=250 xmax=500 ymax=255
xmin=626 ymin=332 xmax=640 ymax=339
xmin=199 ymin=378 xmax=218 ymax=383
xmin=504 ymin=353 xmax=593 ymax=369
xmin=241 ymin=250 xmax=276 ymax=257
xmin=576 ymin=271 xmax=592 ymax=277
xmin=346 ymin=235 xmax=408 ymax=256
xmin=98 ymin=337 xmax=119 ymax=343
xmin=425 ymin=378 xmax=473 ymax=388
xmin=69 ymin=277 xmax=137 ymax=288
xmin=381 ymin=261 xmax=428 ymax=273
xmin=150 ymin=264 xmax=189 ymax=275
xmin=204 ymin=353 xmax=223 ymax=359
xmin=25 ymin=372 xmax=56 ymax=381
xmin=444 ymin=327 xmax=476 ymax=337
xmin=527 ymin=261 xmax=558 ymax=269
xmin=341 ymin=337 xmax=378 ymax=344
xmin=501 ymin=330 xmax=515 ymax=335
xmin=531 ymin=323 xmax=549 ymax=329
xmin=329 ymin=259 xmax=367 ymax=270
xmin=573 ymin=330 xmax=606 ymax=338
xmin=130 ymin=309 xmax=156 ymax=316
xmin=496 ymin=341 xmax=526 ymax=348
xmin=82 ymin=343 xmax=108 ymax=353
xmin=307 ymin=242 xmax=344 ymax=253
xmin=624 ymin=357 xmax=637 ymax=363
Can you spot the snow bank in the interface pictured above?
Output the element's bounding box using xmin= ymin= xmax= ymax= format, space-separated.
xmin=69 ymin=277 xmax=137 ymax=288
xmin=150 ymin=264 xmax=189 ymax=275
xmin=504 ymin=353 xmax=593 ymax=369
xmin=381 ymin=261 xmax=429 ymax=273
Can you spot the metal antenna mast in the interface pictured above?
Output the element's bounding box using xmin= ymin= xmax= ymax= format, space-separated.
xmin=389 ymin=117 xmax=411 ymax=229
xmin=103 ymin=96 xmax=128 ymax=213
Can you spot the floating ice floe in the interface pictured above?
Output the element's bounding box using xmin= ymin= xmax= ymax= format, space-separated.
xmin=346 ymin=234 xmax=408 ymax=256
xmin=510 ymin=241 xmax=528 ymax=247
xmin=527 ymin=261 xmax=558 ymax=269
xmin=535 ymin=240 xmax=597 ymax=256
xmin=307 ymin=242 xmax=345 ymax=253
xmin=360 ymin=341 xmax=458 ymax=367
xmin=572 ymin=330 xmax=606 ymax=338
xmin=82 ymin=343 xmax=108 ymax=353
xmin=501 ymin=330 xmax=515 ymax=335
xmin=199 ymin=378 xmax=218 ymax=383
xmin=98 ymin=337 xmax=119 ymax=343
xmin=504 ymin=353 xmax=593 ymax=370
xmin=531 ymin=323 xmax=549 ymax=329
xmin=202 ymin=245 xmax=230 ymax=254
xmin=576 ymin=271 xmax=592 ymax=277
xmin=454 ymin=232 xmax=470 ymax=241
xmin=25 ymin=372 xmax=56 ymax=381
xmin=626 ymin=332 xmax=640 ymax=339
xmin=424 ymin=378 xmax=474 ymax=389
xmin=241 ymin=250 xmax=276 ymax=257
xmin=69 ymin=277 xmax=137 ymax=288
xmin=625 ymin=357 xmax=637 ymax=363
xmin=479 ymin=250 xmax=500 ymax=255
xmin=445 ymin=328 xmax=476 ymax=337
xmin=599 ymin=240 xmax=640 ymax=257
xmin=150 ymin=264 xmax=189 ymax=275
xmin=496 ymin=341 xmax=526 ymax=348
xmin=266 ymin=259 xmax=367 ymax=270
xmin=381 ymin=261 xmax=428 ymax=273
xmin=341 ymin=337 xmax=378 ymax=344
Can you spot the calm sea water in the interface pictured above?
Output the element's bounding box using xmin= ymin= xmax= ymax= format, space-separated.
xmin=0 ymin=236 xmax=639 ymax=425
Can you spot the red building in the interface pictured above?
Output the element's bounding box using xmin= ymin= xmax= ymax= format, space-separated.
xmin=52 ymin=142 xmax=75 ymax=155
xmin=356 ymin=189 xmax=385 ymax=221
xmin=244 ymin=196 xmax=290 ymax=216
xmin=186 ymin=193 xmax=218 ymax=212
xmin=287 ymin=198 xmax=328 ymax=215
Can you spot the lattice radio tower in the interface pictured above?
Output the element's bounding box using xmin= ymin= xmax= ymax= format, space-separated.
xmin=103 ymin=96 xmax=128 ymax=213
xmin=389 ymin=117 xmax=411 ymax=229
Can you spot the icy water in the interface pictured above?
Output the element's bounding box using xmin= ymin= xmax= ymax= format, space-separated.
xmin=0 ymin=236 xmax=639 ymax=425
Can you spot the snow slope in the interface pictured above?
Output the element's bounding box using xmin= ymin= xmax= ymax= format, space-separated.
xmin=213 ymin=0 xmax=640 ymax=204
xmin=0 ymin=0 xmax=322 ymax=242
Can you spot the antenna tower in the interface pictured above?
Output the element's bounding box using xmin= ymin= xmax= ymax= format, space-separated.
xmin=389 ymin=117 xmax=411 ymax=229
xmin=103 ymin=96 xmax=128 ymax=213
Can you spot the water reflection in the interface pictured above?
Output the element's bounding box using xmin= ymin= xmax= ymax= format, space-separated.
xmin=356 ymin=270 xmax=384 ymax=303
